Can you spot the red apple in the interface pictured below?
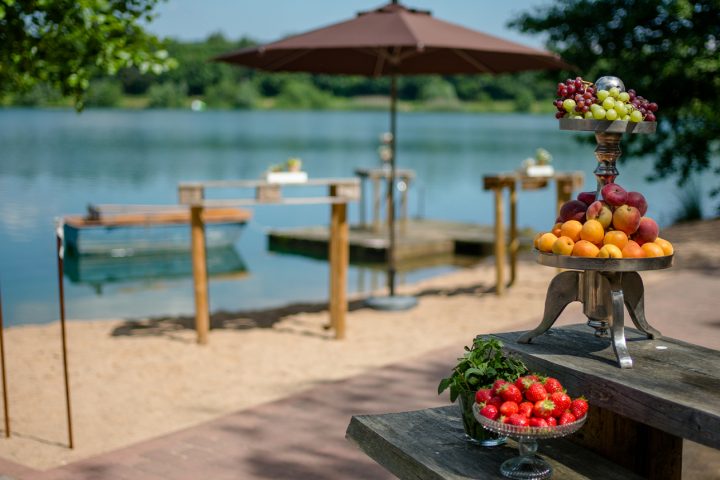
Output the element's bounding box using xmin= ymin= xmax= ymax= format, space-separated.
xmin=612 ymin=205 xmax=642 ymax=235
xmin=626 ymin=191 xmax=648 ymax=216
xmin=559 ymin=200 xmax=588 ymax=223
xmin=585 ymin=201 xmax=613 ymax=229
xmin=633 ymin=217 xmax=659 ymax=245
xmin=601 ymin=183 xmax=628 ymax=207
xmin=577 ymin=191 xmax=597 ymax=206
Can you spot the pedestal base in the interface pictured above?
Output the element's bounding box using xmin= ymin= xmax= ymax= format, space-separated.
xmin=518 ymin=270 xmax=661 ymax=368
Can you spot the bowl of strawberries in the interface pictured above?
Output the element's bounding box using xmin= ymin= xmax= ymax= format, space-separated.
xmin=472 ymin=375 xmax=588 ymax=480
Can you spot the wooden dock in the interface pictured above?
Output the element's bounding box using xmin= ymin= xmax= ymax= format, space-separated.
xmin=268 ymin=219 xmax=535 ymax=263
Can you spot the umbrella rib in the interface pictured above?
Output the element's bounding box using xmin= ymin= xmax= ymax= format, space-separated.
xmin=264 ymin=49 xmax=313 ymax=71
xmin=373 ymin=49 xmax=386 ymax=77
xmin=451 ymin=49 xmax=496 ymax=74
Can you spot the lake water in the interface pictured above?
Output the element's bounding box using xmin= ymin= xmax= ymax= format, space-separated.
xmin=0 ymin=109 xmax=714 ymax=326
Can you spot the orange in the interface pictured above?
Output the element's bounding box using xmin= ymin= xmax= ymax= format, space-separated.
xmin=598 ymin=244 xmax=623 ymax=258
xmin=538 ymin=233 xmax=558 ymax=253
xmin=641 ymin=242 xmax=665 ymax=258
xmin=560 ymin=220 xmax=583 ymax=242
xmin=603 ymin=230 xmax=629 ymax=250
xmin=654 ymin=237 xmax=674 ymax=256
xmin=572 ymin=240 xmax=600 ymax=257
xmin=552 ymin=236 xmax=574 ymax=256
xmin=551 ymin=223 xmax=562 ymax=237
xmin=622 ymin=240 xmax=646 ymax=258
xmin=580 ymin=219 xmax=605 ymax=244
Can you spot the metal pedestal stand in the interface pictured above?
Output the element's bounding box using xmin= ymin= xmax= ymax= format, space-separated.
xmin=519 ymin=119 xmax=669 ymax=368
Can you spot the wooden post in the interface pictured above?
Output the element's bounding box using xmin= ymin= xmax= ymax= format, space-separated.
xmin=556 ymin=177 xmax=573 ymax=216
xmin=0 ymin=288 xmax=9 ymax=438
xmin=190 ymin=205 xmax=210 ymax=345
xmin=372 ymin=176 xmax=381 ymax=233
xmin=509 ymin=182 xmax=518 ymax=287
xmin=359 ymin=176 xmax=367 ymax=228
xmin=329 ymin=186 xmax=348 ymax=339
xmin=494 ymin=188 xmax=505 ymax=296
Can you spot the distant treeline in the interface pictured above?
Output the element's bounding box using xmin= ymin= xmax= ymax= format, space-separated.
xmin=7 ymin=33 xmax=558 ymax=111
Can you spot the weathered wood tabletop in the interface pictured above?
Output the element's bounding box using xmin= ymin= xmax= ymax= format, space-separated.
xmin=346 ymin=405 xmax=641 ymax=480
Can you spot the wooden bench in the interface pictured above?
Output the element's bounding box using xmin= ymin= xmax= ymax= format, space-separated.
xmin=346 ymin=324 xmax=719 ymax=479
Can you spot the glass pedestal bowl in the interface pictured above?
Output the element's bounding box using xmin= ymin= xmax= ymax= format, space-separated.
xmin=473 ymin=403 xmax=587 ymax=480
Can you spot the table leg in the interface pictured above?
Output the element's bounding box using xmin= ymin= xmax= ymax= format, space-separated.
xmin=372 ymin=177 xmax=381 ymax=233
xmin=607 ymin=272 xmax=633 ymax=368
xmin=509 ymin=182 xmax=518 ymax=288
xmin=190 ymin=205 xmax=210 ymax=345
xmin=329 ymin=196 xmax=348 ymax=340
xmin=493 ymin=188 xmax=505 ymax=295
xmin=622 ymin=271 xmax=662 ymax=339
xmin=518 ymin=271 xmax=580 ymax=343
xmin=400 ymin=178 xmax=409 ymax=234
xmin=359 ymin=177 xmax=366 ymax=228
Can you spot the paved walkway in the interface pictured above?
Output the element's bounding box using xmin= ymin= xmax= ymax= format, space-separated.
xmin=1 ymin=264 xmax=719 ymax=479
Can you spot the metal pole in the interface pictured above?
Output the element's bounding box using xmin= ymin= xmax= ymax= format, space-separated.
xmin=387 ymin=74 xmax=398 ymax=296
xmin=55 ymin=224 xmax=74 ymax=449
xmin=0 ymin=287 xmax=9 ymax=437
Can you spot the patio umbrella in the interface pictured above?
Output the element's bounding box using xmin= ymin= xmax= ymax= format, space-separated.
xmin=215 ymin=1 xmax=570 ymax=308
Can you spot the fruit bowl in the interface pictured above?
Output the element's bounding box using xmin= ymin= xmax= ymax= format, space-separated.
xmin=559 ymin=118 xmax=656 ymax=134
xmin=535 ymin=250 xmax=673 ymax=272
xmin=473 ymin=402 xmax=587 ymax=479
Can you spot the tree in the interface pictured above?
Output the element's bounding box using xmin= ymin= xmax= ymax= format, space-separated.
xmin=0 ymin=0 xmax=175 ymax=110
xmin=511 ymin=0 xmax=720 ymax=209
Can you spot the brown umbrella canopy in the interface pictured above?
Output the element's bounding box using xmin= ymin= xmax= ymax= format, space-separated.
xmin=215 ymin=3 xmax=570 ymax=75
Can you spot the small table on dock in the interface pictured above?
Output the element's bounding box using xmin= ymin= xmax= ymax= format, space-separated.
xmin=355 ymin=167 xmax=415 ymax=232
xmin=482 ymin=171 xmax=584 ymax=295
xmin=346 ymin=325 xmax=720 ymax=479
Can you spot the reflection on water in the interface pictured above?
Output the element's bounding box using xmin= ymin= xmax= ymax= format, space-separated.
xmin=63 ymin=246 xmax=248 ymax=295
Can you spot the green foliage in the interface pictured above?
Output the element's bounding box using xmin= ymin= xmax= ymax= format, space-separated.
xmin=274 ymin=78 xmax=334 ymax=109
xmin=510 ymin=0 xmax=720 ymax=207
xmin=147 ymin=82 xmax=187 ymax=109
xmin=419 ymin=77 xmax=460 ymax=109
xmin=11 ymin=83 xmax=63 ymax=107
xmin=204 ymin=79 xmax=258 ymax=109
xmin=84 ymin=79 xmax=123 ymax=108
xmin=0 ymin=0 xmax=175 ymax=110
xmin=438 ymin=337 xmax=527 ymax=403
xmin=674 ymin=177 xmax=703 ymax=223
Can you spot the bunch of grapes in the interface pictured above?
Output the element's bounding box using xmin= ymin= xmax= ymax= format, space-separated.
xmin=626 ymin=90 xmax=658 ymax=122
xmin=554 ymin=77 xmax=596 ymax=119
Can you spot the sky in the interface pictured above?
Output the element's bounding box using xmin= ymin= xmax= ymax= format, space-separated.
xmin=148 ymin=0 xmax=552 ymax=48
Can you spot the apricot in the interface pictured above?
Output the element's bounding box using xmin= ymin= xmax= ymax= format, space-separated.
xmin=552 ymin=236 xmax=575 ymax=256
xmin=603 ymin=230 xmax=629 ymax=250
xmin=641 ymin=242 xmax=665 ymax=258
xmin=580 ymin=219 xmax=605 ymax=244
xmin=598 ymin=244 xmax=623 ymax=258
xmin=533 ymin=232 xmax=543 ymax=250
xmin=538 ymin=233 xmax=558 ymax=253
xmin=551 ymin=222 xmax=562 ymax=237
xmin=560 ymin=220 xmax=583 ymax=242
xmin=621 ymin=240 xmax=646 ymax=258
xmin=572 ymin=240 xmax=600 ymax=257
xmin=654 ymin=237 xmax=674 ymax=256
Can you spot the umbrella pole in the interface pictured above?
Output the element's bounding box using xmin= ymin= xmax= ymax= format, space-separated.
xmin=0 ymin=287 xmax=9 ymax=437
xmin=387 ymin=74 xmax=398 ymax=296
xmin=55 ymin=227 xmax=74 ymax=449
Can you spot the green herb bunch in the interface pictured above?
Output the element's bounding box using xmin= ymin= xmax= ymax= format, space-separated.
xmin=438 ymin=336 xmax=527 ymax=402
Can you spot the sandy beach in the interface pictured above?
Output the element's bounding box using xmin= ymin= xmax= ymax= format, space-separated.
xmin=0 ymin=219 xmax=718 ymax=473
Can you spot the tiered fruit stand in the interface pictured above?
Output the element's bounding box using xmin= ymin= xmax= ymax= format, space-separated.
xmin=519 ymin=119 xmax=672 ymax=368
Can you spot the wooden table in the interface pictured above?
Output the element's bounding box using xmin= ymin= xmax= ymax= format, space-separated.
xmin=355 ymin=167 xmax=415 ymax=232
xmin=483 ymin=172 xmax=584 ymax=295
xmin=347 ymin=325 xmax=719 ymax=479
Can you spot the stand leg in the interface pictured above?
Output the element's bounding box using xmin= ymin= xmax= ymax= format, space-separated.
xmin=622 ymin=272 xmax=662 ymax=339
xmin=607 ymin=273 xmax=633 ymax=369
xmin=518 ymin=271 xmax=580 ymax=344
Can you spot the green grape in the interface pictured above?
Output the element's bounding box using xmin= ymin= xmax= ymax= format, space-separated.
xmin=602 ymin=97 xmax=616 ymax=110
xmin=622 ymin=115 xmax=631 ymax=121
xmin=584 ymin=111 xmax=594 ymax=119
xmin=609 ymin=87 xmax=620 ymax=98
xmin=592 ymin=107 xmax=607 ymax=120
xmin=597 ymin=90 xmax=609 ymax=101
xmin=630 ymin=110 xmax=643 ymax=122
xmin=573 ymin=115 xmax=583 ymax=119
xmin=590 ymin=103 xmax=601 ymax=111
xmin=614 ymin=103 xmax=628 ymax=116
xmin=605 ymin=109 xmax=618 ymax=120
xmin=618 ymin=92 xmax=630 ymax=102
xmin=563 ymin=99 xmax=576 ymax=113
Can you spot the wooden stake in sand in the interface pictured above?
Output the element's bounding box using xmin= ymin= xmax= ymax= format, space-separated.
xmin=0 ymin=287 xmax=10 ymax=437
xmin=55 ymin=221 xmax=75 ymax=449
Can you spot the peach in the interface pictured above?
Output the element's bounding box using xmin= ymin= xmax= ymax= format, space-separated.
xmin=612 ymin=205 xmax=642 ymax=235
xmin=642 ymin=242 xmax=665 ymax=258
xmin=552 ymin=236 xmax=575 ymax=256
xmin=626 ymin=191 xmax=648 ymax=216
xmin=572 ymin=240 xmax=600 ymax=257
xmin=551 ymin=222 xmax=562 ymax=237
xmin=598 ymin=244 xmax=623 ymax=258
xmin=577 ymin=191 xmax=597 ymax=206
xmin=533 ymin=232 xmax=543 ymax=249
xmin=560 ymin=220 xmax=583 ymax=242
xmin=603 ymin=230 xmax=629 ymax=250
xmin=559 ymin=200 xmax=588 ymax=223
xmin=585 ymin=201 xmax=613 ymax=229
xmin=654 ymin=237 xmax=674 ymax=256
xmin=538 ymin=233 xmax=558 ymax=253
xmin=601 ymin=183 xmax=628 ymax=207
xmin=621 ymin=240 xmax=646 ymax=258
xmin=580 ymin=219 xmax=605 ymax=244
xmin=633 ymin=217 xmax=659 ymax=245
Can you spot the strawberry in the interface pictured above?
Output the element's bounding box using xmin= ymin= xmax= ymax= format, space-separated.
xmin=532 ymin=399 xmax=556 ymax=419
xmin=529 ymin=417 xmax=549 ymax=428
xmin=518 ymin=401 xmax=534 ymax=418
xmin=559 ymin=411 xmax=577 ymax=425
xmin=487 ymin=396 xmax=503 ymax=408
xmin=479 ymin=404 xmax=499 ymax=420
xmin=524 ymin=382 xmax=548 ymax=403
xmin=546 ymin=416 xmax=557 ymax=426
xmin=570 ymin=397 xmax=589 ymax=419
xmin=508 ymin=413 xmax=529 ymax=427
xmin=498 ymin=383 xmax=523 ymax=403
xmin=543 ymin=377 xmax=564 ymax=394
xmin=514 ymin=375 xmax=540 ymax=392
xmin=550 ymin=392 xmax=571 ymax=417
xmin=475 ymin=388 xmax=493 ymax=405
xmin=499 ymin=401 xmax=519 ymax=417
xmin=491 ymin=379 xmax=508 ymax=396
